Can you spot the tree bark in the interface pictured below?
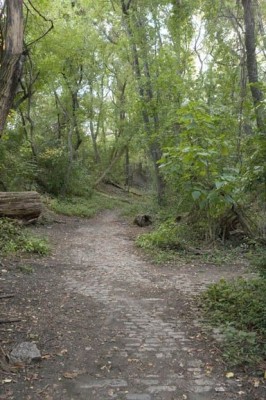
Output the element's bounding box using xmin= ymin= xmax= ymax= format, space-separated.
xmin=0 ymin=0 xmax=24 ymax=135
xmin=241 ymin=0 xmax=265 ymax=132
xmin=0 ymin=192 xmax=42 ymax=220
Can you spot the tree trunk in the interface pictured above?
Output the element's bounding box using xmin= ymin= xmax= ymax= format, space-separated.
xmin=125 ymin=145 xmax=130 ymax=188
xmin=0 ymin=0 xmax=24 ymax=135
xmin=0 ymin=192 xmax=42 ymax=220
xmin=121 ymin=2 xmax=165 ymax=203
xmin=241 ymin=0 xmax=265 ymax=132
xmin=94 ymin=146 xmax=126 ymax=187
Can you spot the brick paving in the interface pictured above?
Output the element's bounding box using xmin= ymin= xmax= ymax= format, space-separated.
xmin=52 ymin=211 xmax=246 ymax=400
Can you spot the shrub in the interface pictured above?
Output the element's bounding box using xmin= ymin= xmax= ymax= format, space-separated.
xmin=201 ymin=278 xmax=266 ymax=366
xmin=136 ymin=220 xmax=182 ymax=250
xmin=0 ymin=218 xmax=49 ymax=255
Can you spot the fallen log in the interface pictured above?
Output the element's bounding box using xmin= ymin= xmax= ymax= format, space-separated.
xmin=0 ymin=192 xmax=42 ymax=220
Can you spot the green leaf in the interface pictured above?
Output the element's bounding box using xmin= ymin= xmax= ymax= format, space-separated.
xmin=215 ymin=181 xmax=225 ymax=190
xmin=192 ymin=190 xmax=201 ymax=200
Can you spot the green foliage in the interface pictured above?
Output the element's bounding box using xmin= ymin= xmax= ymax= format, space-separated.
xmin=136 ymin=220 xmax=186 ymax=250
xmin=122 ymin=195 xmax=158 ymax=219
xmin=0 ymin=0 xmax=264 ymax=253
xmin=248 ymin=247 xmax=266 ymax=278
xmin=38 ymin=147 xmax=93 ymax=197
xmin=221 ymin=327 xmax=262 ymax=367
xmin=0 ymin=133 xmax=38 ymax=191
xmin=22 ymin=237 xmax=50 ymax=255
xmin=160 ymin=103 xmax=239 ymax=212
xmin=0 ymin=218 xmax=49 ymax=256
xmin=50 ymin=192 xmax=122 ymax=217
xmin=201 ymin=278 xmax=266 ymax=366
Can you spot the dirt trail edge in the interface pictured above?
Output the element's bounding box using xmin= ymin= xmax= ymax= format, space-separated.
xmin=0 ymin=210 xmax=263 ymax=400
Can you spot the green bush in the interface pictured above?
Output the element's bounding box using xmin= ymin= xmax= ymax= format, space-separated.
xmin=0 ymin=218 xmax=49 ymax=255
xmin=136 ymin=220 xmax=182 ymax=250
xmin=221 ymin=326 xmax=263 ymax=366
xmin=136 ymin=218 xmax=204 ymax=251
xmin=22 ymin=237 xmax=50 ymax=255
xmin=201 ymin=278 xmax=266 ymax=366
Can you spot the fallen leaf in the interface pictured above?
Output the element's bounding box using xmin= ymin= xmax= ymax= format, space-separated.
xmin=205 ymin=365 xmax=213 ymax=375
xmin=57 ymin=349 xmax=68 ymax=356
xmin=42 ymin=354 xmax=52 ymax=360
xmin=63 ymin=372 xmax=78 ymax=379
xmin=253 ymin=378 xmax=260 ymax=388
xmin=2 ymin=378 xmax=12 ymax=384
xmin=226 ymin=372 xmax=234 ymax=379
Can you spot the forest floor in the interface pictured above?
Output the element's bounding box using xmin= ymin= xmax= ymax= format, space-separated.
xmin=0 ymin=209 xmax=265 ymax=400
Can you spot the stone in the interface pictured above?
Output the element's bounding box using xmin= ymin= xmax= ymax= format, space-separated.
xmin=9 ymin=342 xmax=41 ymax=364
xmin=126 ymin=395 xmax=151 ymax=400
xmin=147 ymin=385 xmax=176 ymax=394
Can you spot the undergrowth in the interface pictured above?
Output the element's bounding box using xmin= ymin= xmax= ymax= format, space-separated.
xmin=201 ymin=278 xmax=266 ymax=367
xmin=49 ymin=192 xmax=124 ymax=217
xmin=248 ymin=247 xmax=266 ymax=278
xmin=0 ymin=218 xmax=49 ymax=255
xmin=136 ymin=219 xmax=251 ymax=265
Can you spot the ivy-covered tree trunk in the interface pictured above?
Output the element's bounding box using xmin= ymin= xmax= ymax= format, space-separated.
xmin=0 ymin=0 xmax=24 ymax=135
xmin=241 ymin=0 xmax=265 ymax=132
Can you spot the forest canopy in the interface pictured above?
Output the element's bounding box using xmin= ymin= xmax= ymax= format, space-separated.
xmin=0 ymin=0 xmax=265 ymax=240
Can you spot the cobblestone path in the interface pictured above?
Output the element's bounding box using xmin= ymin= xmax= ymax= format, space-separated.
xmin=54 ymin=211 xmax=243 ymax=400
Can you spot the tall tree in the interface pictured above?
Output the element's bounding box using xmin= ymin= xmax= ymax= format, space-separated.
xmin=241 ymin=0 xmax=265 ymax=131
xmin=120 ymin=0 xmax=165 ymax=203
xmin=0 ymin=0 xmax=24 ymax=135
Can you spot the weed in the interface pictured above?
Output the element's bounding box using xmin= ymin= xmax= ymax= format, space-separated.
xmin=136 ymin=220 xmax=186 ymax=250
xmin=23 ymin=237 xmax=50 ymax=255
xmin=0 ymin=218 xmax=49 ymax=256
xmin=222 ymin=326 xmax=262 ymax=366
xmin=201 ymin=278 xmax=266 ymax=366
xmin=247 ymin=247 xmax=266 ymax=278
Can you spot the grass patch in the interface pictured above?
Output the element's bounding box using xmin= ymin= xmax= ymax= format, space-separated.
xmin=49 ymin=192 xmax=124 ymax=217
xmin=0 ymin=218 xmax=50 ymax=256
xmin=201 ymin=278 xmax=266 ymax=367
xmin=136 ymin=220 xmax=183 ymax=250
xmin=122 ymin=195 xmax=158 ymax=219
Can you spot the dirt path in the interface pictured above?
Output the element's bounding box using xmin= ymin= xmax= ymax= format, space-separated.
xmin=0 ymin=210 xmax=263 ymax=400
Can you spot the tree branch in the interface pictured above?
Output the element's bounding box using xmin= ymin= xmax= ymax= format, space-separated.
xmin=25 ymin=0 xmax=54 ymax=47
